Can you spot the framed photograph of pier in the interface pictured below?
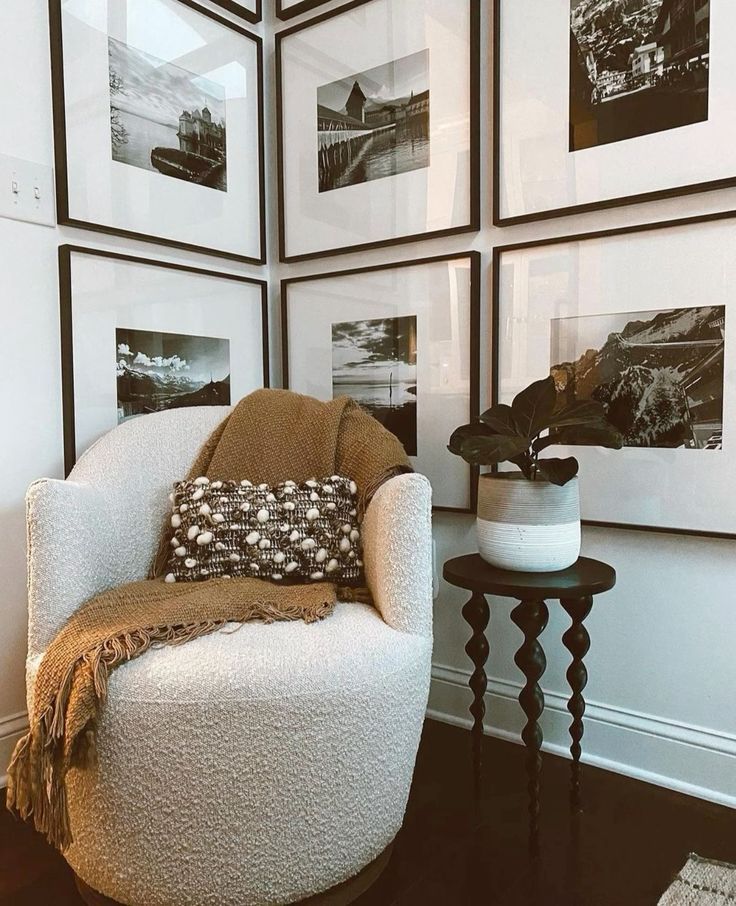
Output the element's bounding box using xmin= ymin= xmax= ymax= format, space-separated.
xmin=494 ymin=0 xmax=736 ymax=225
xmin=49 ymin=0 xmax=266 ymax=263
xmin=276 ymin=0 xmax=480 ymax=262
xmin=282 ymin=252 xmax=481 ymax=512
xmin=492 ymin=214 xmax=736 ymax=537
xmin=59 ymin=245 xmax=269 ymax=475
xmin=211 ymin=0 xmax=261 ymax=24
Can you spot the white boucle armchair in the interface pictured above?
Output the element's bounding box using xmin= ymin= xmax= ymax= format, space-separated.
xmin=24 ymin=406 xmax=433 ymax=906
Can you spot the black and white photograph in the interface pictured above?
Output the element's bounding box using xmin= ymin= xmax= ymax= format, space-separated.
xmin=53 ymin=0 xmax=264 ymax=261
xmin=550 ymin=306 xmax=724 ymax=450
xmin=283 ymin=253 xmax=479 ymax=510
xmin=116 ymin=328 xmax=231 ymax=421
xmin=59 ymin=245 xmax=267 ymax=472
xmin=332 ymin=315 xmax=418 ymax=454
xmin=317 ymin=50 xmax=430 ymax=193
xmin=569 ymin=0 xmax=710 ymax=152
xmin=277 ymin=0 xmax=477 ymax=260
xmin=109 ymin=36 xmax=228 ymax=191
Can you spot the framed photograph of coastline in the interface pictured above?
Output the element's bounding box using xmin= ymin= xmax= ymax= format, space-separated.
xmin=59 ymin=245 xmax=269 ymax=475
xmin=282 ymin=252 xmax=481 ymax=512
xmin=50 ymin=0 xmax=266 ymax=263
xmin=276 ymin=0 xmax=329 ymax=21
xmin=494 ymin=0 xmax=736 ymax=225
xmin=276 ymin=0 xmax=480 ymax=262
xmin=211 ymin=0 xmax=261 ymax=24
xmin=492 ymin=213 xmax=736 ymax=537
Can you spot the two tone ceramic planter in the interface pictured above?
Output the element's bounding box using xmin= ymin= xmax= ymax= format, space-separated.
xmin=476 ymin=473 xmax=581 ymax=572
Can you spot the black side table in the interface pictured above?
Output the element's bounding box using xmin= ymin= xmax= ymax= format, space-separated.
xmin=443 ymin=554 xmax=616 ymax=842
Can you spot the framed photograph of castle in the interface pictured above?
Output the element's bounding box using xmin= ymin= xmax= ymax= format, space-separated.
xmin=59 ymin=246 xmax=268 ymax=475
xmin=282 ymin=252 xmax=481 ymax=512
xmin=494 ymin=0 xmax=736 ymax=225
xmin=276 ymin=0 xmax=480 ymax=262
xmin=492 ymin=214 xmax=736 ymax=537
xmin=211 ymin=0 xmax=261 ymax=24
xmin=50 ymin=0 xmax=266 ymax=263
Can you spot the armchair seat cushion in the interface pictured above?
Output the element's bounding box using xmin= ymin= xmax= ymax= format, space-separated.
xmin=27 ymin=602 xmax=432 ymax=906
xmin=63 ymin=602 xmax=426 ymax=705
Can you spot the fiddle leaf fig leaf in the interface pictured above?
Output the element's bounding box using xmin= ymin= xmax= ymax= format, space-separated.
xmin=547 ymin=399 xmax=608 ymax=429
xmin=511 ymin=376 xmax=557 ymax=437
xmin=533 ymin=423 xmax=623 ymax=454
xmin=510 ymin=451 xmax=534 ymax=479
xmin=447 ymin=375 xmax=622 ymax=482
xmin=479 ymin=403 xmax=518 ymax=436
xmin=457 ymin=434 xmax=531 ymax=466
xmin=448 ymin=422 xmax=497 ymax=456
xmin=535 ymin=456 xmax=579 ymax=486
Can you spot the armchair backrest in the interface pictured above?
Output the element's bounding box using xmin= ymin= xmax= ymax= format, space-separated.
xmin=70 ymin=406 xmax=230 ymax=581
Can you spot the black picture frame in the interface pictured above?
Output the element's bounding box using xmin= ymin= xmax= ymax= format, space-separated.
xmin=276 ymin=0 xmax=330 ymax=21
xmin=49 ymin=0 xmax=267 ymax=264
xmin=492 ymin=0 xmax=735 ymax=227
xmin=491 ymin=210 xmax=736 ymax=539
xmin=210 ymin=0 xmax=262 ymax=24
xmin=59 ymin=244 xmax=270 ymax=476
xmin=281 ymin=250 xmax=481 ymax=513
xmin=276 ymin=0 xmax=481 ymax=263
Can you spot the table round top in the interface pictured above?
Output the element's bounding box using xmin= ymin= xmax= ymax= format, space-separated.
xmin=443 ymin=554 xmax=616 ymax=599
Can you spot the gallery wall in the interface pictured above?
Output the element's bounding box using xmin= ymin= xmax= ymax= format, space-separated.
xmin=1 ymin=0 xmax=735 ymax=805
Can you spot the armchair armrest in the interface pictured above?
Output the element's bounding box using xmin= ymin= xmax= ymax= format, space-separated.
xmin=26 ymin=478 xmax=118 ymax=657
xmin=362 ymin=473 xmax=433 ymax=638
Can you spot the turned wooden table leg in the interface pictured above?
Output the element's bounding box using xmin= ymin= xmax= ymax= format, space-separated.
xmin=462 ymin=591 xmax=490 ymax=797
xmin=510 ymin=598 xmax=549 ymax=854
xmin=561 ymin=594 xmax=593 ymax=813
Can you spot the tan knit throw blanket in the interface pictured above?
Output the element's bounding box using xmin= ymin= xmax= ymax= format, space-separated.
xmin=7 ymin=389 xmax=410 ymax=850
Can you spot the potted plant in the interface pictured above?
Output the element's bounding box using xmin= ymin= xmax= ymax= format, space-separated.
xmin=448 ymin=376 xmax=623 ymax=572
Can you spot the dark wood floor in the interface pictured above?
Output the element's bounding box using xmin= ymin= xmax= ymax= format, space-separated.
xmin=1 ymin=719 xmax=734 ymax=905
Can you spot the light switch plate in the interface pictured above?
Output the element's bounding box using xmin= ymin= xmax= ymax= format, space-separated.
xmin=0 ymin=154 xmax=55 ymax=227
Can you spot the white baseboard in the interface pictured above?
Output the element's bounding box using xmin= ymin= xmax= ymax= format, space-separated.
xmin=0 ymin=711 xmax=28 ymax=788
xmin=429 ymin=663 xmax=736 ymax=810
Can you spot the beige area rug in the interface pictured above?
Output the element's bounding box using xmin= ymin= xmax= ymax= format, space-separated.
xmin=659 ymin=854 xmax=736 ymax=904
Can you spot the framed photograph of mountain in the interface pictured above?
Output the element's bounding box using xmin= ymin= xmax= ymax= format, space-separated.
xmin=494 ymin=0 xmax=736 ymax=225
xmin=276 ymin=0 xmax=329 ymax=21
xmin=276 ymin=0 xmax=480 ymax=262
xmin=50 ymin=0 xmax=265 ymax=263
xmin=59 ymin=245 xmax=268 ymax=475
xmin=282 ymin=253 xmax=480 ymax=512
xmin=211 ymin=0 xmax=261 ymax=24
xmin=492 ymin=214 xmax=736 ymax=537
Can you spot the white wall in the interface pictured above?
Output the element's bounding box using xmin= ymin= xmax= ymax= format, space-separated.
xmin=1 ymin=0 xmax=735 ymax=805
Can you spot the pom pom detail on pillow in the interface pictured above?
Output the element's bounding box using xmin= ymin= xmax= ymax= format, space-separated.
xmin=164 ymin=475 xmax=362 ymax=584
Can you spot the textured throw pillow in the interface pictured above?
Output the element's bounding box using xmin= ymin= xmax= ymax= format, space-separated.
xmin=164 ymin=475 xmax=362 ymax=584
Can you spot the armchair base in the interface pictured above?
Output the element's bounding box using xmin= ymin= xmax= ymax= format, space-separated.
xmin=75 ymin=843 xmax=394 ymax=906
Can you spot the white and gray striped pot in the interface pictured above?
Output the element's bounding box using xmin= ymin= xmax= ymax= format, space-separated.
xmin=476 ymin=473 xmax=581 ymax=572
